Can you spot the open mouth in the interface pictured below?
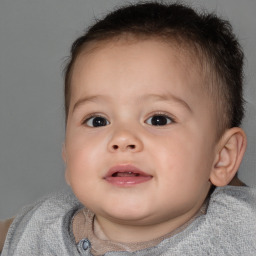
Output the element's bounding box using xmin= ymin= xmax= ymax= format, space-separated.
xmin=112 ymin=171 xmax=143 ymax=177
xmin=104 ymin=165 xmax=152 ymax=186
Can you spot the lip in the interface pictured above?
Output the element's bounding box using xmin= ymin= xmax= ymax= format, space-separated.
xmin=104 ymin=164 xmax=153 ymax=187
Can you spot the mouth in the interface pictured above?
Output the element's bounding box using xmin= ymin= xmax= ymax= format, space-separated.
xmin=104 ymin=165 xmax=153 ymax=186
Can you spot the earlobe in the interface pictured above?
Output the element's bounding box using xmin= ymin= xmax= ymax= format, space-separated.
xmin=210 ymin=128 xmax=247 ymax=187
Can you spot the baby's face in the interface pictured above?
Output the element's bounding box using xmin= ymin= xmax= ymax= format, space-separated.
xmin=63 ymin=39 xmax=218 ymax=228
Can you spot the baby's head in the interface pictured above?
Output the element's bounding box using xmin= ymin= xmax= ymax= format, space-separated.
xmin=62 ymin=2 xmax=247 ymax=242
xmin=64 ymin=2 xmax=244 ymax=138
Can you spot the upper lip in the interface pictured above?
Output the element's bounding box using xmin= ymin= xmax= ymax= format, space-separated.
xmin=104 ymin=164 xmax=152 ymax=178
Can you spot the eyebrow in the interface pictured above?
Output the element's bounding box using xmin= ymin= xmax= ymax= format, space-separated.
xmin=72 ymin=92 xmax=192 ymax=113
xmin=72 ymin=95 xmax=112 ymax=112
xmin=140 ymin=93 xmax=192 ymax=112
xmin=72 ymin=95 xmax=99 ymax=112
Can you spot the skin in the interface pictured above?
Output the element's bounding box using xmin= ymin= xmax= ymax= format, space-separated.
xmin=63 ymin=39 xmax=243 ymax=243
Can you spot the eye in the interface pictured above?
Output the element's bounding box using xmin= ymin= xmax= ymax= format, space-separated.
xmin=145 ymin=114 xmax=173 ymax=126
xmin=84 ymin=116 xmax=110 ymax=127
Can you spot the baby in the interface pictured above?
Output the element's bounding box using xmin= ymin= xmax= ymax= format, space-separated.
xmin=1 ymin=2 xmax=256 ymax=255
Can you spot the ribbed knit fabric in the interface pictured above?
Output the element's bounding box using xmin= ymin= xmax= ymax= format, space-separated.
xmin=2 ymin=186 xmax=256 ymax=256
xmin=72 ymin=203 xmax=207 ymax=255
xmin=0 ymin=218 xmax=14 ymax=253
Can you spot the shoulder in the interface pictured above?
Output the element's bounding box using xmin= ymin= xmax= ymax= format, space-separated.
xmin=8 ymin=189 xmax=81 ymax=229
xmin=199 ymin=186 xmax=256 ymax=254
xmin=9 ymin=188 xmax=82 ymax=231
xmin=208 ymin=185 xmax=256 ymax=216
xmin=1 ymin=189 xmax=83 ymax=255
xmin=207 ymin=186 xmax=256 ymax=233
xmin=153 ymin=186 xmax=256 ymax=255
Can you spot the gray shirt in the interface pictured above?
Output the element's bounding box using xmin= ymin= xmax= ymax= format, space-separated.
xmin=2 ymin=186 xmax=256 ymax=255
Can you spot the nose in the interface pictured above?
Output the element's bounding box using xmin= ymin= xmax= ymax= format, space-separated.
xmin=107 ymin=128 xmax=143 ymax=153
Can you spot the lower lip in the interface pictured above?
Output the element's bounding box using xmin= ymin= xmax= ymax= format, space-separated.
xmin=105 ymin=176 xmax=152 ymax=186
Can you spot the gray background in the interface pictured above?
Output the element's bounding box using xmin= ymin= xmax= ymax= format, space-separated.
xmin=0 ymin=0 xmax=255 ymax=219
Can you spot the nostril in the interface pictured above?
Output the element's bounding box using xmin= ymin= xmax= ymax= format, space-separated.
xmin=113 ymin=145 xmax=118 ymax=150
xmin=112 ymin=144 xmax=136 ymax=150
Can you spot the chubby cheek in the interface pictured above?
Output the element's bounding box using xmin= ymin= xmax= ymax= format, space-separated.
xmin=153 ymin=132 xmax=212 ymax=195
xmin=64 ymin=131 xmax=104 ymax=191
xmin=66 ymin=127 xmax=107 ymax=164
xmin=65 ymin=151 xmax=104 ymax=209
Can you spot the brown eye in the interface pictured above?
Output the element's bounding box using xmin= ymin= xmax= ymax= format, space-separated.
xmin=145 ymin=115 xmax=173 ymax=126
xmin=85 ymin=116 xmax=110 ymax=127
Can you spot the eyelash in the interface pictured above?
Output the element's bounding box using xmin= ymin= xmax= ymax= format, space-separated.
xmin=145 ymin=112 xmax=175 ymax=126
xmin=82 ymin=114 xmax=110 ymax=127
xmin=82 ymin=112 xmax=176 ymax=128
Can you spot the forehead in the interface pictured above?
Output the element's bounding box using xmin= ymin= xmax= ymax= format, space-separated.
xmin=70 ymin=39 xmax=207 ymax=99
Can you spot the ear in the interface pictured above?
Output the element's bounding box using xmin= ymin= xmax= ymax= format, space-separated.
xmin=210 ymin=127 xmax=247 ymax=187
xmin=62 ymin=143 xmax=70 ymax=186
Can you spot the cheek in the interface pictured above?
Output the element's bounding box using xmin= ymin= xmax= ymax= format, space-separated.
xmin=65 ymin=135 xmax=91 ymax=180
xmin=65 ymin=129 xmax=111 ymax=183
xmin=152 ymin=130 xmax=212 ymax=181
xmin=66 ymin=129 xmax=104 ymax=161
xmin=65 ymin=137 xmax=102 ymax=204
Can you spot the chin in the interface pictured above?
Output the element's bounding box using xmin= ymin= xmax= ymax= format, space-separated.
xmin=99 ymin=204 xmax=154 ymax=224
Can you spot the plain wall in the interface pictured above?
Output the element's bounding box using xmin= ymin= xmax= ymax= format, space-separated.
xmin=0 ymin=0 xmax=255 ymax=219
